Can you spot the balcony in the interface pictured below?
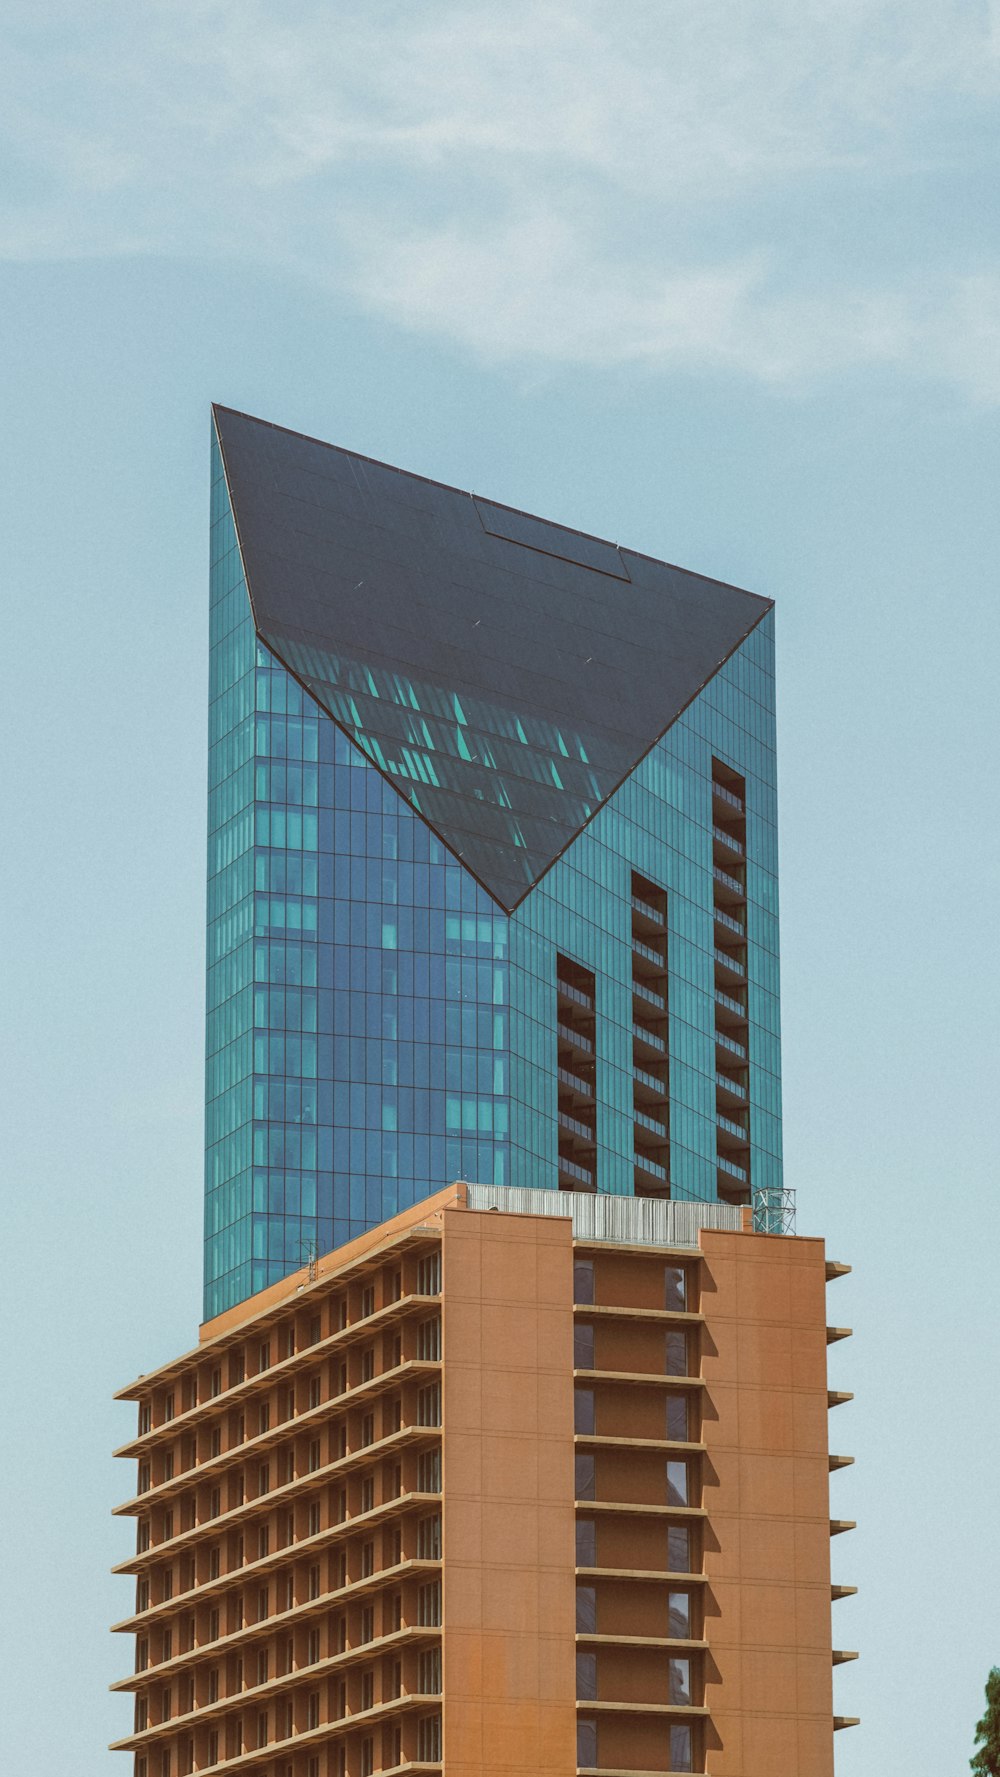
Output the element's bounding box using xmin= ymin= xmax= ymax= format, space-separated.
xmin=714 ymin=988 xmax=745 ymax=1020
xmin=633 ymin=979 xmax=667 ymax=1013
xmin=633 ymin=1151 xmax=669 ymax=1182
xmin=713 ymin=865 xmax=745 ymax=899
xmin=632 ymin=1021 xmax=667 ymax=1055
xmin=557 ymin=977 xmax=594 ymax=1012
xmin=716 ymin=1113 xmax=748 ymax=1144
xmin=717 ymin=1153 xmax=749 ymax=1182
xmin=713 ymin=823 xmax=744 ymax=856
xmin=632 ymin=936 xmax=666 ymax=969
xmin=713 ymin=905 xmax=746 ymax=938
xmin=712 ymin=779 xmax=744 ymax=813
xmin=633 ymin=1063 xmax=667 ymax=1097
xmin=634 ymin=1109 xmax=669 ymax=1140
xmin=559 ymin=1110 xmax=596 ymax=1145
xmin=716 ymin=1071 xmax=748 ymax=1102
xmin=715 ymin=1029 xmax=748 ymax=1061
xmin=559 ymin=1154 xmax=596 ymax=1189
xmin=558 ymin=1065 xmax=594 ymax=1099
xmin=714 ymin=946 xmax=746 ymax=979
xmin=631 ymin=893 xmax=666 ymax=928
xmin=557 ymin=1021 xmax=594 ymax=1054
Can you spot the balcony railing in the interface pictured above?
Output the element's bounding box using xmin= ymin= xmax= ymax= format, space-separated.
xmin=633 ymin=979 xmax=667 ymax=1012
xmin=716 ymin=1030 xmax=748 ymax=1060
xmin=559 ymin=1110 xmax=595 ymax=1143
xmin=717 ymin=1113 xmax=748 ymax=1141
xmin=716 ymin=1071 xmax=748 ymax=1100
xmin=633 ymin=1064 xmax=666 ymax=1095
xmin=714 ymin=906 xmax=746 ymax=938
xmin=558 ymin=1065 xmax=593 ymax=1097
xmin=631 ymin=893 xmax=666 ymax=926
xmin=632 ymin=936 xmax=666 ymax=967
xmin=713 ymin=865 xmax=745 ymax=897
xmin=557 ymin=1021 xmax=594 ymax=1053
xmin=634 ymin=1151 xmax=669 ymax=1181
xmin=713 ymin=824 xmax=744 ymax=855
xmin=714 ymin=988 xmax=746 ymax=1019
xmin=714 ymin=947 xmax=746 ymax=976
xmin=635 ymin=1109 xmax=669 ymax=1138
xmin=557 ymin=977 xmax=594 ymax=1011
xmin=717 ymin=1153 xmax=749 ymax=1182
xmin=632 ymin=1021 xmax=667 ymax=1054
xmin=712 ymin=780 xmax=744 ymax=812
xmin=558 ymin=1154 xmax=596 ymax=1187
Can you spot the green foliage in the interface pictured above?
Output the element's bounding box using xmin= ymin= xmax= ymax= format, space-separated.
xmin=971 ymin=1668 xmax=1000 ymax=1776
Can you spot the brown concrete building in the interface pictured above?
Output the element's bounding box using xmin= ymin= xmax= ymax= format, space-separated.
xmin=111 ymin=1184 xmax=855 ymax=1777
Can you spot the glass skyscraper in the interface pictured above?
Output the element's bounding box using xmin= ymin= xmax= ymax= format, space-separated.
xmin=205 ymin=406 xmax=781 ymax=1319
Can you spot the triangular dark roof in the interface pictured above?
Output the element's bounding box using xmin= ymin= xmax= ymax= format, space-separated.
xmin=214 ymin=405 xmax=772 ymax=911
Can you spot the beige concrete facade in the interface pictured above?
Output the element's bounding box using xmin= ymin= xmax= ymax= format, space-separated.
xmin=111 ymin=1185 xmax=853 ymax=1777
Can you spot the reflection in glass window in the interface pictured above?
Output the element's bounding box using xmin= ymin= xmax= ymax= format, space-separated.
xmin=577 ymin=1715 xmax=598 ymax=1769
xmin=576 ymin=1519 xmax=597 ymax=1567
xmin=575 ymin=1454 xmax=596 ymax=1501
xmin=666 ymin=1392 xmax=689 ymax=1441
xmin=574 ymin=1261 xmax=595 ymax=1305
xmin=667 ymin=1459 xmax=689 ymax=1506
xmin=664 ymin=1266 xmax=687 ymax=1311
xmin=576 ymin=1652 xmax=598 ymax=1701
xmin=575 ymin=1389 xmax=596 ymax=1435
xmin=668 ymin=1657 xmax=692 ymax=1705
xmin=576 ymin=1587 xmax=597 ymax=1633
xmin=665 ymin=1331 xmax=688 ymax=1377
xmin=574 ymin=1323 xmax=595 ymax=1369
xmin=668 ymin=1525 xmax=691 ymax=1574
xmin=669 ymin=1722 xmax=693 ymax=1771
xmin=668 ymin=1590 xmax=691 ymax=1637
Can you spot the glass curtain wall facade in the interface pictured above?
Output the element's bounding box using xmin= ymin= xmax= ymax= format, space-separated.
xmin=205 ymin=410 xmax=781 ymax=1318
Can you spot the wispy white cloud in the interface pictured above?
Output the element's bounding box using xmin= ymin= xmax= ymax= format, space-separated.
xmin=1 ymin=0 xmax=997 ymax=396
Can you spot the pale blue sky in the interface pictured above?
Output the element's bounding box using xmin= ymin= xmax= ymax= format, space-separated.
xmin=0 ymin=3 xmax=997 ymax=1772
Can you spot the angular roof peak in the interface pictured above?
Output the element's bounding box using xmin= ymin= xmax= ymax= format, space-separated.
xmin=213 ymin=404 xmax=771 ymax=911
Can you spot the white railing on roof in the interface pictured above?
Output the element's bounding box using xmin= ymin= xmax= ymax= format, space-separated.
xmin=462 ymin=1182 xmax=742 ymax=1246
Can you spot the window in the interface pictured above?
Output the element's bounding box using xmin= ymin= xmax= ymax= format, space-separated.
xmin=257 ymin=1526 xmax=270 ymax=1560
xmin=336 ymin=1616 xmax=348 ymax=1653
xmin=360 ymin=1737 xmax=375 ymax=1777
xmin=573 ymin=1323 xmax=595 ymax=1369
xmin=417 ymin=1252 xmax=441 ymax=1296
xmin=308 ymin=1563 xmax=321 ymax=1599
xmin=668 ymin=1590 xmax=691 ymax=1637
xmin=256 ymin=1711 xmax=268 ymax=1748
xmin=308 ymin=1502 xmax=321 ymax=1536
xmin=417 ymin=1449 xmax=441 ymax=1494
xmin=307 ymin=1692 xmax=320 ymax=1730
xmin=667 ymin=1460 xmax=689 ymax=1506
xmin=257 ymin=1648 xmax=269 ymax=1685
xmin=417 ymin=1715 xmax=441 ymax=1761
xmin=416 ymin=1384 xmax=441 ymax=1427
xmin=309 ymin=1317 xmax=322 ymax=1346
xmin=574 ymin=1454 xmax=596 ymax=1501
xmin=361 ymin=1477 xmax=375 ymax=1514
xmin=574 ymin=1388 xmax=595 ymax=1435
xmin=668 ymin=1525 xmax=691 ymax=1574
xmin=307 ymin=1626 xmax=320 ymax=1665
xmin=208 ymin=1609 xmax=219 ymax=1643
xmin=573 ymin=1259 xmax=595 ymax=1305
xmin=361 ymin=1286 xmax=376 ymax=1319
xmin=209 ymin=1488 xmax=221 ymax=1521
xmin=668 ymin=1657 xmax=692 ymax=1705
xmin=163 ymin=1393 xmax=175 ymax=1423
xmin=210 ymin=1428 xmax=221 ymax=1459
xmin=576 ymin=1519 xmax=596 ymax=1567
xmin=361 ymin=1606 xmax=375 ymax=1644
xmin=576 ymin=1585 xmax=597 ymax=1633
xmin=308 ymin=1439 xmax=321 ymax=1473
xmin=670 ymin=1722 xmax=693 ymax=1772
xmin=210 ymin=1368 xmax=221 ymax=1399
xmin=361 ymin=1672 xmax=375 ymax=1710
xmin=162 ymin=1571 xmax=174 ymax=1602
xmin=418 ymin=1317 xmax=441 ymax=1361
xmin=258 ymin=1462 xmax=270 ymax=1496
xmin=138 ymin=1464 xmax=151 ymax=1495
xmin=577 ymin=1714 xmax=598 ymax=1769
xmin=135 ymin=1697 xmax=148 ymax=1731
xmin=161 ymin=1629 xmax=172 ymax=1662
xmin=361 ymin=1413 xmax=375 ymax=1447
xmin=161 ymin=1688 xmax=172 ymax=1722
xmin=258 ymin=1340 xmax=271 ymax=1372
xmin=665 ymin=1330 xmax=688 ymax=1377
xmin=137 ymin=1521 xmax=150 ymax=1553
xmin=136 ymin=1639 xmax=149 ymax=1673
xmin=137 ymin=1578 xmax=150 ymax=1612
xmin=361 ymin=1541 xmax=375 ymax=1578
xmin=207 ymin=1732 xmax=218 ymax=1766
xmin=418 ymin=1646 xmax=442 ymax=1694
xmin=418 ymin=1580 xmax=441 ymax=1626
xmin=666 ymin=1392 xmax=689 ymax=1441
xmin=417 ymin=1515 xmax=441 ymax=1559
xmin=160 ymin=1751 xmax=171 ymax=1777
xmin=207 ymin=1667 xmax=219 ymax=1705
xmin=361 ymin=1347 xmax=375 ymax=1382
xmin=390 ymin=1593 xmax=403 ymax=1632
xmin=208 ymin=1548 xmax=220 ymax=1580
xmin=665 ymin=1265 xmax=687 ymax=1311
xmin=309 ymin=1375 xmax=322 ymax=1410
xmin=576 ymin=1651 xmax=598 ymax=1700
xmin=138 ymin=1404 xmax=151 ymax=1436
